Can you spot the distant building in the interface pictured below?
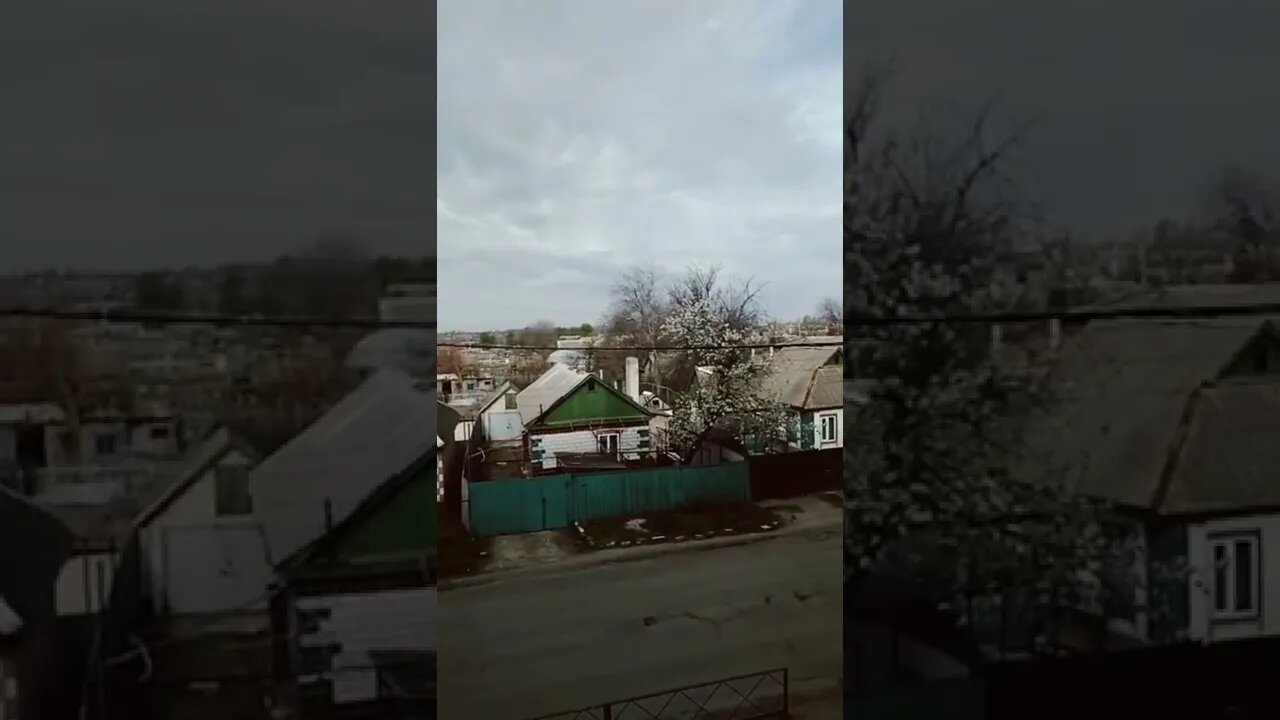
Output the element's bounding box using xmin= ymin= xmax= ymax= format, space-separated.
xmin=378 ymin=283 xmax=435 ymax=324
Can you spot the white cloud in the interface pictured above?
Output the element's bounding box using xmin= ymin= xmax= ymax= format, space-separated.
xmin=437 ymin=0 xmax=842 ymax=331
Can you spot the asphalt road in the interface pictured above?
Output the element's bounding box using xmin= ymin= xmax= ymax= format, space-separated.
xmin=438 ymin=529 xmax=842 ymax=720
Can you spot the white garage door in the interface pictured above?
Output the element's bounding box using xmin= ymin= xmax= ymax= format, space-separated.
xmin=163 ymin=523 xmax=274 ymax=615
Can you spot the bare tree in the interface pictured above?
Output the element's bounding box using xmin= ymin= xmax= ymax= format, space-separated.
xmin=600 ymin=266 xmax=670 ymax=383
xmin=6 ymin=321 xmax=133 ymax=464
xmin=436 ymin=346 xmax=469 ymax=376
xmin=507 ymin=352 xmax=550 ymax=389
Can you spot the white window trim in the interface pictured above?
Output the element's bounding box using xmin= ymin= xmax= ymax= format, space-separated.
xmin=1209 ymin=532 xmax=1261 ymax=622
xmin=598 ymin=432 xmax=621 ymax=455
xmin=817 ymin=412 xmax=839 ymax=444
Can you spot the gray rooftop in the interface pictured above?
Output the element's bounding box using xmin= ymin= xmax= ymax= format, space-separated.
xmin=760 ymin=344 xmax=843 ymax=410
xmin=1085 ymin=283 xmax=1280 ymax=311
xmin=250 ymin=370 xmax=435 ymax=565
xmin=515 ymin=364 xmax=586 ymax=426
xmin=1161 ymin=379 xmax=1280 ymax=515
xmin=345 ymin=328 xmax=435 ymax=378
xmin=1016 ymin=318 xmax=1272 ymax=508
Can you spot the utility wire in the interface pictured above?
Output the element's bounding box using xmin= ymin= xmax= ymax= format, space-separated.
xmin=8 ymin=298 xmax=1280 ymax=333
xmin=847 ymin=301 xmax=1280 ymax=326
xmin=438 ymin=340 xmax=843 ymax=351
xmin=0 ymin=306 xmax=434 ymax=330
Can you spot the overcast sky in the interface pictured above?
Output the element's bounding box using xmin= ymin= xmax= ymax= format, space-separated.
xmin=0 ymin=0 xmax=432 ymax=273
xmin=438 ymin=0 xmax=841 ymax=332
xmin=850 ymin=0 xmax=1280 ymax=241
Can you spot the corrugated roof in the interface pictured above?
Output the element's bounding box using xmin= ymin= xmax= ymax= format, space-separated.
xmin=1086 ymin=283 xmax=1280 ymax=311
xmin=1016 ymin=318 xmax=1270 ymax=508
xmin=250 ymin=371 xmax=435 ymax=565
xmin=761 ymin=345 xmax=842 ymax=409
xmin=806 ymin=366 xmax=844 ymax=409
xmin=515 ymin=364 xmax=586 ymax=426
xmin=1162 ymin=380 xmax=1280 ymax=514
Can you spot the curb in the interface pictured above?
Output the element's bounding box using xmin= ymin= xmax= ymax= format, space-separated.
xmin=440 ymin=515 xmax=842 ymax=592
xmin=573 ymin=517 xmax=786 ymax=550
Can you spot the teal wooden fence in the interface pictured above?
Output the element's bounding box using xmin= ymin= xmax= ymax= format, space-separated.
xmin=468 ymin=462 xmax=750 ymax=536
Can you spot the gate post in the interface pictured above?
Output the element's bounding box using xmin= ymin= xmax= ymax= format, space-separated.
xmin=602 ymin=703 xmax=613 ymax=720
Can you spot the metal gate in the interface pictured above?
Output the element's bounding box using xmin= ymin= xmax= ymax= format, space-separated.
xmin=162 ymin=523 xmax=273 ymax=614
xmin=527 ymin=668 xmax=790 ymax=720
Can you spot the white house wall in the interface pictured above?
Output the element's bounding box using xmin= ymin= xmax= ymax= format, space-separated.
xmin=139 ymin=449 xmax=272 ymax=615
xmin=41 ymin=418 xmax=180 ymax=466
xmin=54 ymin=552 xmax=117 ymax=616
xmin=481 ymin=408 xmax=522 ymax=442
xmin=531 ymin=426 xmax=647 ymax=470
xmin=297 ymin=586 xmax=437 ymax=704
xmin=1187 ymin=513 xmax=1280 ymax=643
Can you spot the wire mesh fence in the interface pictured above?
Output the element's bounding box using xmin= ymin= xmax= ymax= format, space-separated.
xmin=526 ymin=668 xmax=789 ymax=720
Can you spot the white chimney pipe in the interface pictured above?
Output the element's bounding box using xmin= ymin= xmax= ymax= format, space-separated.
xmin=625 ymin=356 xmax=640 ymax=403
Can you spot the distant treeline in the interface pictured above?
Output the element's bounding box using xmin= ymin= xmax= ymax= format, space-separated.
xmin=133 ymin=240 xmax=434 ymax=320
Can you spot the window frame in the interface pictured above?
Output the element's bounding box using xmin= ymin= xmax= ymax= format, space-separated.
xmin=597 ymin=432 xmax=621 ymax=456
xmin=818 ymin=412 xmax=839 ymax=444
xmin=1208 ymin=530 xmax=1262 ymax=622
xmin=95 ymin=433 xmax=117 ymax=456
xmin=213 ymin=464 xmax=254 ymax=517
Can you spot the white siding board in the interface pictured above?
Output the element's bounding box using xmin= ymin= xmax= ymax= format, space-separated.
xmin=530 ymin=426 xmax=649 ymax=470
xmin=297 ymin=586 xmax=437 ymax=704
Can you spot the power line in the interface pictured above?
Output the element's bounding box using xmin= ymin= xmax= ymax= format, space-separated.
xmin=12 ymin=298 xmax=1280 ymax=333
xmin=847 ymin=302 xmax=1280 ymax=326
xmin=0 ymin=306 xmax=434 ymax=330
xmin=439 ymin=340 xmax=843 ymax=351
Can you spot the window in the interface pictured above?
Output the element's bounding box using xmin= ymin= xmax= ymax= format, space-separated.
xmin=819 ymin=413 xmax=839 ymax=443
xmin=598 ymin=433 xmax=620 ymax=455
xmin=1210 ymin=533 xmax=1260 ymax=620
xmin=149 ymin=426 xmax=170 ymax=440
xmin=505 ymin=393 xmax=518 ymax=410
xmin=214 ymin=465 xmax=253 ymax=516
xmin=96 ymin=433 xmax=117 ymax=456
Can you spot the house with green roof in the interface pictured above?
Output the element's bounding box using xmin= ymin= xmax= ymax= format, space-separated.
xmin=515 ymin=363 xmax=658 ymax=472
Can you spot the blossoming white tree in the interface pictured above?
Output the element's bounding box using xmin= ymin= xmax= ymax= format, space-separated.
xmin=846 ymin=66 xmax=1145 ymax=652
xmin=661 ymin=294 xmax=789 ymax=456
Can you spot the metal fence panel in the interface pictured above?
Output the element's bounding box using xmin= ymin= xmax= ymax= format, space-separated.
xmin=469 ymin=464 xmax=750 ymax=536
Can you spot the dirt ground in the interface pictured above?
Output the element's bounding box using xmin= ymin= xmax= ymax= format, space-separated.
xmin=439 ymin=514 xmax=491 ymax=579
xmin=573 ymin=501 xmax=786 ymax=550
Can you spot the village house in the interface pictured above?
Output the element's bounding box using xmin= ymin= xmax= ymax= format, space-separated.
xmin=248 ymin=370 xmax=435 ymax=718
xmin=762 ymin=339 xmax=844 ymax=451
xmin=1017 ymin=312 xmax=1280 ymax=645
xmin=0 ymin=401 xmax=183 ymax=500
xmin=512 ymin=361 xmax=658 ymax=473
xmin=131 ymin=426 xmax=265 ymax=617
